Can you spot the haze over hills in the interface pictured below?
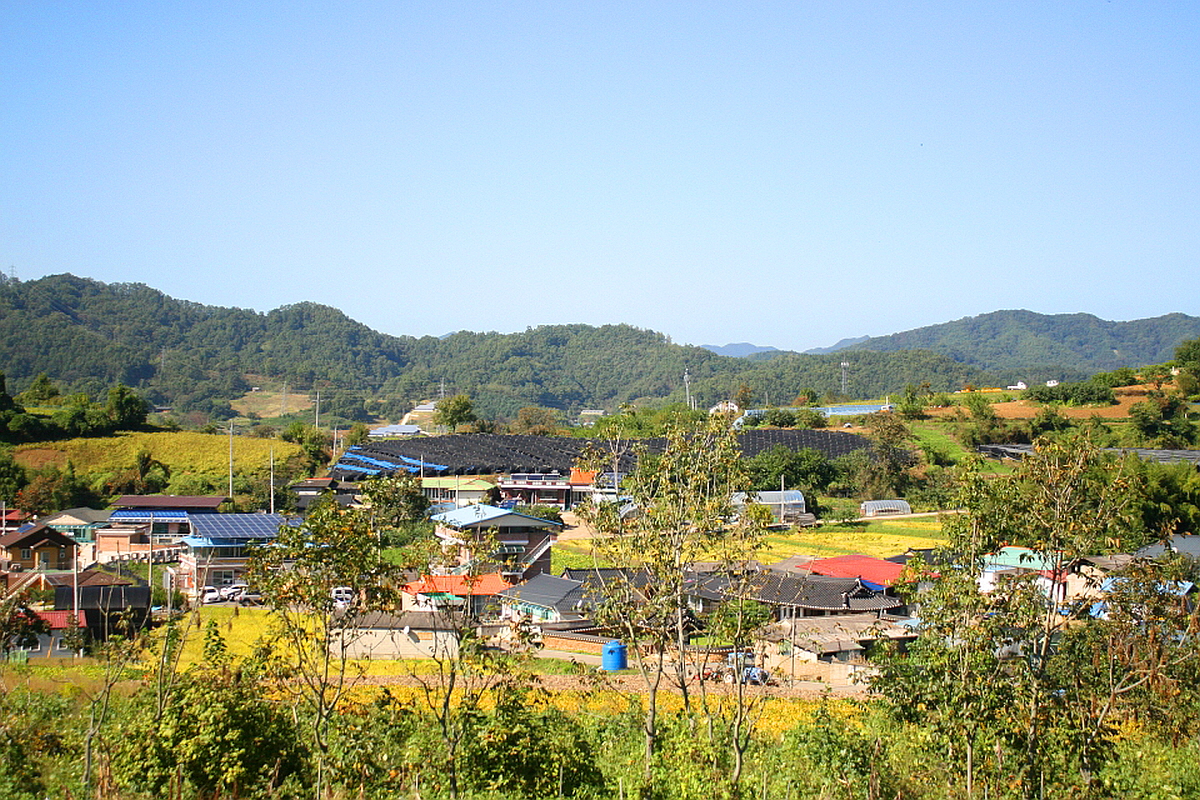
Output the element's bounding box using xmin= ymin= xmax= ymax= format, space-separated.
xmin=700 ymin=343 xmax=781 ymax=358
xmin=0 ymin=274 xmax=1194 ymax=421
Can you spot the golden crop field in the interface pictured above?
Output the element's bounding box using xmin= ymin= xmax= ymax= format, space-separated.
xmin=756 ymin=516 xmax=948 ymax=561
xmin=553 ymin=515 xmax=948 ymax=571
xmin=14 ymin=430 xmax=304 ymax=479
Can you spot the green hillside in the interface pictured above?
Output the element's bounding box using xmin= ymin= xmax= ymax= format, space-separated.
xmin=6 ymin=275 xmax=1195 ymax=422
xmin=0 ymin=274 xmax=990 ymax=419
xmin=834 ymin=309 xmax=1200 ymax=381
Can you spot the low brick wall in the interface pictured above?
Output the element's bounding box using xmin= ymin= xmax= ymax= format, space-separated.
xmin=541 ymin=630 xmax=609 ymax=654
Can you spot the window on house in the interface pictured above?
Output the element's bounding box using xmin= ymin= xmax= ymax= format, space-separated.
xmin=210 ymin=570 xmax=236 ymax=586
xmin=20 ymin=548 xmax=31 ymax=560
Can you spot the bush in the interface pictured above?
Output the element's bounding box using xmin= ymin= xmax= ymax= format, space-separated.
xmin=1023 ymin=381 xmax=1115 ymax=406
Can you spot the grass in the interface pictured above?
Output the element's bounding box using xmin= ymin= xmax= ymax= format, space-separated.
xmin=908 ymin=419 xmax=1016 ymax=475
xmin=229 ymin=383 xmax=313 ymax=419
xmin=552 ymin=542 xmax=613 ymax=573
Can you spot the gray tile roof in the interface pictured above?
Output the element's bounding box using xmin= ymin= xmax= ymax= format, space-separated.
xmin=498 ymin=574 xmax=587 ymax=612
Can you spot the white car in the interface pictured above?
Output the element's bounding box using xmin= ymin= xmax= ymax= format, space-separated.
xmin=220 ymin=583 xmax=249 ymax=601
xmin=199 ymin=586 xmax=222 ymax=604
xmin=331 ymin=586 xmax=355 ymax=609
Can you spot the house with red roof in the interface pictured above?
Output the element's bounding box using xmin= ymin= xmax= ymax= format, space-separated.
xmin=805 ymin=554 xmax=907 ymax=590
xmin=401 ymin=573 xmax=514 ymax=618
xmin=7 ymin=610 xmax=87 ymax=660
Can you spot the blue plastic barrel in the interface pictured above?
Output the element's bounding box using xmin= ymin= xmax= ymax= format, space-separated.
xmin=601 ymin=640 xmax=628 ymax=671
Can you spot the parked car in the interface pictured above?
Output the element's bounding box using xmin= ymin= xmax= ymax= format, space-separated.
xmin=331 ymin=586 xmax=355 ymax=609
xmin=220 ymin=583 xmax=249 ymax=601
xmin=199 ymin=586 xmax=222 ymax=604
xmin=238 ymin=590 xmax=264 ymax=606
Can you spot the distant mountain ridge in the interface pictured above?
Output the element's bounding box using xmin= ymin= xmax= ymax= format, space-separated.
xmin=820 ymin=310 xmax=1200 ymax=379
xmin=0 ymin=275 xmax=1193 ymax=420
xmin=803 ymin=336 xmax=871 ymax=355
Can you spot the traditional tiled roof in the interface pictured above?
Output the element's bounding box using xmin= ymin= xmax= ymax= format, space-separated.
xmin=744 ymin=572 xmax=903 ymax=613
xmin=498 ymin=574 xmax=587 ymax=612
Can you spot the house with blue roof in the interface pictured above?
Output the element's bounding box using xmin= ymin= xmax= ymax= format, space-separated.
xmin=432 ymin=504 xmax=562 ymax=580
xmin=176 ymin=513 xmax=298 ymax=595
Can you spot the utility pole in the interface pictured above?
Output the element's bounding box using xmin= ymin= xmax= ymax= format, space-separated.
xmin=314 ymin=390 xmax=320 ymax=429
xmin=684 ymin=369 xmax=692 ymax=411
xmin=228 ymin=419 xmax=234 ymax=502
xmin=840 ymin=361 xmax=849 ymax=396
xmin=269 ymin=446 xmax=275 ymax=515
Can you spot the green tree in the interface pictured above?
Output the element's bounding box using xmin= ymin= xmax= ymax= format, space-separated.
xmin=1129 ymin=391 xmax=1197 ymax=448
xmin=105 ymin=384 xmax=149 ymax=429
xmin=16 ymin=373 xmax=59 ymax=406
xmin=0 ymin=448 xmax=28 ymax=506
xmin=113 ymin=635 xmax=307 ymax=798
xmin=344 ymin=421 xmax=369 ymax=447
xmin=744 ymin=445 xmax=836 ymax=512
xmin=576 ymin=416 xmax=765 ymax=791
xmin=434 ymin=393 xmax=475 ymax=431
xmin=508 ymin=405 xmax=561 ymax=435
xmin=246 ymin=500 xmax=398 ymax=798
xmin=858 ymin=413 xmax=915 ymax=498
xmin=874 ymin=435 xmax=1165 ymax=795
xmin=360 ymin=472 xmax=432 ymax=554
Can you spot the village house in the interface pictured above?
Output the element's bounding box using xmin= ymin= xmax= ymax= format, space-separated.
xmin=497 ymin=573 xmax=589 ymax=624
xmin=175 ymin=513 xmax=297 ymax=595
xmin=0 ymin=523 xmax=78 ymax=573
xmin=432 ymin=504 xmax=562 ymax=580
xmin=400 ymin=572 xmax=513 ymax=618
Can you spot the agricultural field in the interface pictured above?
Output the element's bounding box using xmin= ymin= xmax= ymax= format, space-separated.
xmin=13 ymin=430 xmax=304 ymax=483
xmin=552 ymin=515 xmax=947 ymax=572
xmin=229 ymin=381 xmax=313 ymax=419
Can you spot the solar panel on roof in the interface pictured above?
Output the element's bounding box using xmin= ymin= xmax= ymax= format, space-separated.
xmin=188 ymin=514 xmax=296 ymax=540
xmin=110 ymin=509 xmax=190 ymax=520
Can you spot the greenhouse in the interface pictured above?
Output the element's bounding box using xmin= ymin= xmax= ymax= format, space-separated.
xmin=859 ymin=499 xmax=912 ymax=517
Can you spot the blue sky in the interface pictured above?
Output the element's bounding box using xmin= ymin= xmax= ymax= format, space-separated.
xmin=3 ymin=3 xmax=1197 ymax=352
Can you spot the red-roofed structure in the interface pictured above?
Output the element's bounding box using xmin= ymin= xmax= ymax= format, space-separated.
xmin=805 ymin=554 xmax=907 ymax=588
xmin=401 ymin=573 xmax=514 ymax=617
xmin=34 ymin=610 xmax=87 ymax=630
xmin=403 ymin=573 xmax=514 ymax=597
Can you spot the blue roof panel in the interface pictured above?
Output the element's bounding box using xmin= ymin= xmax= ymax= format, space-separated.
xmin=188 ymin=514 xmax=297 ymax=540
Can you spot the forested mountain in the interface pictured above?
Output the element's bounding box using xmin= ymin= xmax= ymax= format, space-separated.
xmin=820 ymin=310 xmax=1200 ymax=381
xmin=4 ymin=274 xmax=1192 ymax=421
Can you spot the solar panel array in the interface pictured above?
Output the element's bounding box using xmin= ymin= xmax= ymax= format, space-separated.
xmin=328 ymin=429 xmax=872 ymax=478
xmin=189 ymin=514 xmax=297 ymax=540
xmin=109 ymin=509 xmax=189 ymax=520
